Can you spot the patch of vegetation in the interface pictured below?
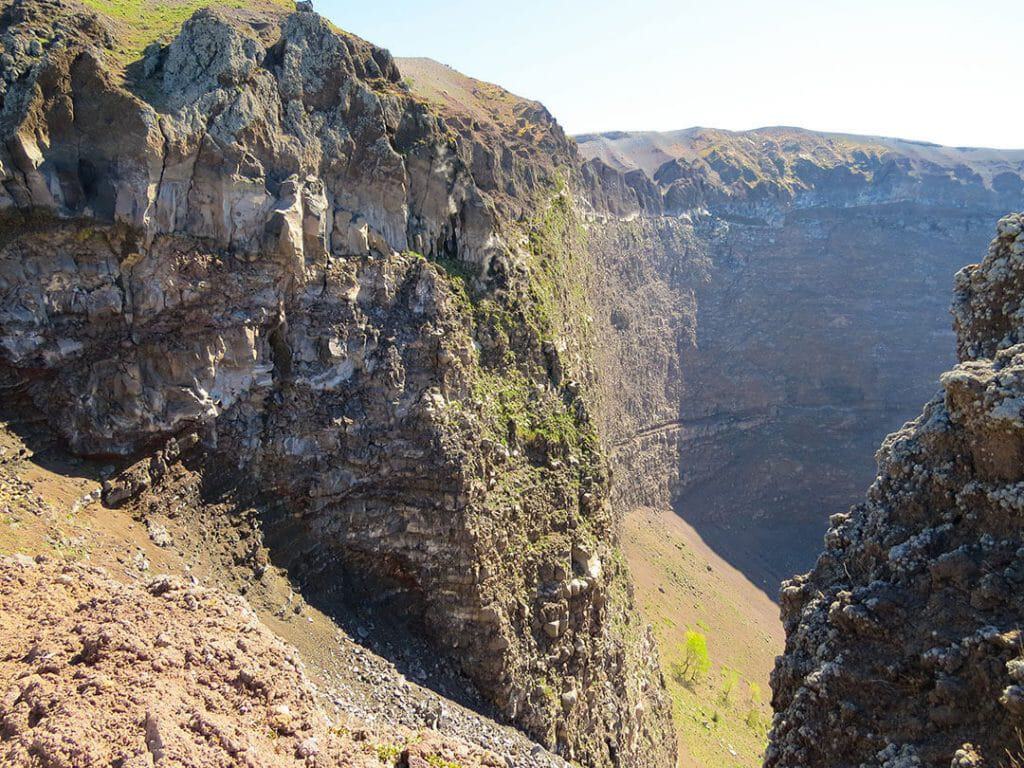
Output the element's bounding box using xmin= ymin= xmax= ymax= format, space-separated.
xmin=431 ymin=253 xmax=480 ymax=287
xmin=47 ymin=528 xmax=89 ymax=562
xmin=744 ymin=707 xmax=769 ymax=738
xmin=522 ymin=174 xmax=590 ymax=345
xmin=671 ymin=629 xmax=711 ymax=685
xmin=414 ymin=174 xmax=601 ymax=484
xmin=720 ymin=667 xmax=740 ymax=705
xmin=748 ymin=681 xmax=762 ymax=703
xmin=79 ymin=0 xmax=292 ymax=64
xmin=426 ymin=756 xmax=463 ymax=768
xmin=374 ymin=743 xmax=402 ymax=764
xmin=471 ymin=368 xmax=575 ymax=453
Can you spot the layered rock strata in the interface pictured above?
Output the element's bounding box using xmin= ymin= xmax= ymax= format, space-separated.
xmin=577 ymin=128 xmax=1024 ymax=585
xmin=0 ymin=3 xmax=673 ymax=765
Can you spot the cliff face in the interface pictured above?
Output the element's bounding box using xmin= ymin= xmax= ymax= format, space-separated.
xmin=577 ymin=128 xmax=1024 ymax=588
xmin=767 ymin=212 xmax=1024 ymax=767
xmin=0 ymin=2 xmax=673 ymax=766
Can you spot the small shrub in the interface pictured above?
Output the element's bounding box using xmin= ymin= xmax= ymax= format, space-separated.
xmin=720 ymin=667 xmax=740 ymax=704
xmin=682 ymin=629 xmax=711 ymax=681
xmin=375 ymin=744 xmax=401 ymax=764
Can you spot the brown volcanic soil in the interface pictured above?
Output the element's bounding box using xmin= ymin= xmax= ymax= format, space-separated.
xmin=2 ymin=557 xmax=361 ymax=768
xmin=0 ymin=554 xmax=507 ymax=768
xmin=0 ymin=414 xmax=571 ymax=768
xmin=622 ymin=506 xmax=783 ymax=768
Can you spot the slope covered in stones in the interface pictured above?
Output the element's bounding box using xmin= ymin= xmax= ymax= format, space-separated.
xmin=768 ymin=212 xmax=1024 ymax=767
xmin=0 ymin=412 xmax=584 ymax=768
xmin=0 ymin=1 xmax=674 ymax=766
xmin=0 ymin=555 xmax=508 ymax=768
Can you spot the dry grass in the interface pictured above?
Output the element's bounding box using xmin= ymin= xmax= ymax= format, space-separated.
xmin=1004 ymin=730 xmax=1024 ymax=768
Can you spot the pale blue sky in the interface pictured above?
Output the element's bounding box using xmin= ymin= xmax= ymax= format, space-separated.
xmin=317 ymin=0 xmax=1022 ymax=149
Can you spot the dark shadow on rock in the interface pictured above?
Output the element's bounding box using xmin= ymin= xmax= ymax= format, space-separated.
xmin=256 ymin=503 xmax=498 ymax=719
xmin=0 ymin=372 xmax=108 ymax=486
xmin=673 ymin=504 xmax=826 ymax=603
xmin=668 ymin=404 xmax=918 ymax=604
xmin=184 ymin=457 xmax=498 ymax=722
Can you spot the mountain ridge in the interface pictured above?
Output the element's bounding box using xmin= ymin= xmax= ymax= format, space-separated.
xmin=575 ymin=125 xmax=1024 ymax=178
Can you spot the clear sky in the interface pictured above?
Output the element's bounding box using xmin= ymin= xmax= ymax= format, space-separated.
xmin=316 ymin=0 xmax=1023 ymax=149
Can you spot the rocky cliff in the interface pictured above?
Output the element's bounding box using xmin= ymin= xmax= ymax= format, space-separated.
xmin=0 ymin=2 xmax=673 ymax=766
xmin=577 ymin=127 xmax=1024 ymax=589
xmin=767 ymin=212 xmax=1024 ymax=767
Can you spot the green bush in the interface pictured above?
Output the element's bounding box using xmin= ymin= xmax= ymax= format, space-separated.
xmin=671 ymin=629 xmax=711 ymax=686
xmin=720 ymin=667 xmax=740 ymax=704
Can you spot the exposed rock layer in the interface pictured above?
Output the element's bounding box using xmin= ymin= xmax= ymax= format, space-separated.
xmin=0 ymin=3 xmax=672 ymax=766
xmin=577 ymin=128 xmax=1024 ymax=587
xmin=768 ymin=212 xmax=1024 ymax=767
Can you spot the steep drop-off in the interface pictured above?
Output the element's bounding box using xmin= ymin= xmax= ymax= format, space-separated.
xmin=0 ymin=2 xmax=674 ymax=766
xmin=578 ymin=127 xmax=1024 ymax=589
xmin=768 ymin=213 xmax=1024 ymax=766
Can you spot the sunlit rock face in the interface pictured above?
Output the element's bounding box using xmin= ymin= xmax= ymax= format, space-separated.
xmin=0 ymin=4 xmax=676 ymax=766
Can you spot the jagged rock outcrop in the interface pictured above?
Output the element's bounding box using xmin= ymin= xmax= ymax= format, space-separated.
xmin=767 ymin=212 xmax=1024 ymax=767
xmin=0 ymin=2 xmax=673 ymax=766
xmin=577 ymin=129 xmax=1024 ymax=588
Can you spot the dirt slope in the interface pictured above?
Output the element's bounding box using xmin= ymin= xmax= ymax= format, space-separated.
xmin=622 ymin=507 xmax=782 ymax=768
xmin=0 ymin=413 xmax=575 ymax=767
xmin=0 ymin=554 xmax=511 ymax=768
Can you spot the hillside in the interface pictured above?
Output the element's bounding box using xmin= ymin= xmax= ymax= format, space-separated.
xmin=0 ymin=411 xmax=577 ymax=767
xmin=0 ymin=557 xmax=509 ymax=768
xmin=622 ymin=507 xmax=782 ymax=768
